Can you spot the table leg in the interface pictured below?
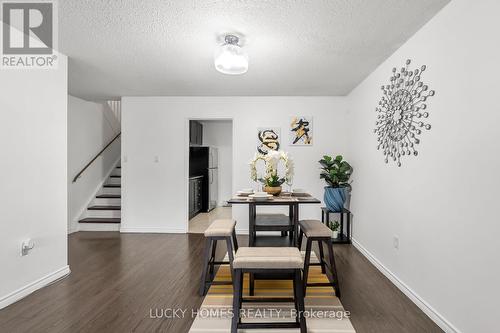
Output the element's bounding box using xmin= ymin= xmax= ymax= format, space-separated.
xmin=249 ymin=203 xmax=256 ymax=247
xmin=340 ymin=211 xmax=344 ymax=238
xmin=293 ymin=204 xmax=299 ymax=247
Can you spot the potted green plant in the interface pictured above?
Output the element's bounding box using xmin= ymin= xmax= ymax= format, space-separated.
xmin=319 ymin=155 xmax=353 ymax=212
xmin=329 ymin=220 xmax=340 ymax=238
xmin=262 ymin=174 xmax=285 ymax=195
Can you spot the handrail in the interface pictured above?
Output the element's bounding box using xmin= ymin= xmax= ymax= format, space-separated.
xmin=72 ymin=132 xmax=121 ymax=183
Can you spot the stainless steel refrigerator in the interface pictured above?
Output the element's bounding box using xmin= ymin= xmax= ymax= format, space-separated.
xmin=207 ymin=147 xmax=218 ymax=211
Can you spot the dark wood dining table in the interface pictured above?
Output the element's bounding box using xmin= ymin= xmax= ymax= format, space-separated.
xmin=228 ymin=193 xmax=321 ymax=247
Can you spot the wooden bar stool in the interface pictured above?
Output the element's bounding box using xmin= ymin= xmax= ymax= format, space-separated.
xmin=199 ymin=219 xmax=238 ymax=296
xmin=298 ymin=219 xmax=341 ymax=298
xmin=231 ymin=247 xmax=306 ymax=333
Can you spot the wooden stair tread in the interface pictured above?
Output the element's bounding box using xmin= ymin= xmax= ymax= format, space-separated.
xmin=110 ymin=175 xmax=121 ymax=178
xmin=103 ymin=184 xmax=121 ymax=188
xmin=96 ymin=194 xmax=121 ymax=198
xmin=88 ymin=205 xmax=121 ymax=210
xmin=79 ymin=218 xmax=121 ymax=224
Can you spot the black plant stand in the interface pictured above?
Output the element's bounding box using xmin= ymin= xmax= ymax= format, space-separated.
xmin=321 ymin=207 xmax=351 ymax=244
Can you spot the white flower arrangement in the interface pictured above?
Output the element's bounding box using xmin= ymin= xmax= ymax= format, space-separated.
xmin=250 ymin=150 xmax=294 ymax=187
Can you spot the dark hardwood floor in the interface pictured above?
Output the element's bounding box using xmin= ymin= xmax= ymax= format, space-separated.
xmin=0 ymin=232 xmax=442 ymax=333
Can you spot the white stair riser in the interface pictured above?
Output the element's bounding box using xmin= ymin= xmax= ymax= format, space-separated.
xmin=100 ymin=187 xmax=121 ymax=195
xmin=79 ymin=223 xmax=120 ymax=232
xmin=85 ymin=210 xmax=121 ymax=218
xmin=92 ymin=198 xmax=121 ymax=206
xmin=107 ymin=177 xmax=121 ymax=185
xmin=111 ymin=169 xmax=121 ymax=176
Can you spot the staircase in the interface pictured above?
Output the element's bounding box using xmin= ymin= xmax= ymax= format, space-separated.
xmin=78 ymin=164 xmax=121 ymax=231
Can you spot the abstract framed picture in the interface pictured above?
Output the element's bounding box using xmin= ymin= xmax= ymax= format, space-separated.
xmin=257 ymin=127 xmax=280 ymax=154
xmin=289 ymin=116 xmax=313 ymax=145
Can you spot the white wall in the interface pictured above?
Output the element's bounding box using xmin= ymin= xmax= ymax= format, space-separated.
xmin=0 ymin=55 xmax=69 ymax=308
xmin=346 ymin=1 xmax=500 ymax=332
xmin=120 ymin=3 xmax=500 ymax=332
xmin=200 ymin=120 xmax=232 ymax=206
xmin=121 ymin=97 xmax=348 ymax=233
xmin=67 ymin=96 xmax=121 ymax=233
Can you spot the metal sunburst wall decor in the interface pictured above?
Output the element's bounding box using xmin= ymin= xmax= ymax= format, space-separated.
xmin=374 ymin=59 xmax=435 ymax=167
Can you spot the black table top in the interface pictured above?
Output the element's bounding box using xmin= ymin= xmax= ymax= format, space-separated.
xmin=228 ymin=193 xmax=321 ymax=205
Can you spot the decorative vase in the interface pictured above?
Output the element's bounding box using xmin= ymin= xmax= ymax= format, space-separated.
xmin=324 ymin=186 xmax=346 ymax=212
xmin=332 ymin=230 xmax=339 ymax=238
xmin=264 ymin=186 xmax=282 ymax=196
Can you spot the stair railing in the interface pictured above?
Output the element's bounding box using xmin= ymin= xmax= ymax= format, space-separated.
xmin=72 ymin=132 xmax=121 ymax=183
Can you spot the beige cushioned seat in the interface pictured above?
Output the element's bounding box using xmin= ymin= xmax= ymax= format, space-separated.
xmin=204 ymin=219 xmax=236 ymax=237
xmin=299 ymin=220 xmax=332 ymax=238
xmin=233 ymin=247 xmax=303 ymax=269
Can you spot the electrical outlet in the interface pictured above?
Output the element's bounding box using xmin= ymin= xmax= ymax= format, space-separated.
xmin=393 ymin=236 xmax=399 ymax=249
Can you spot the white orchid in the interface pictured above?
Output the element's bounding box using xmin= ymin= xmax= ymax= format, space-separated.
xmin=249 ymin=153 xmax=265 ymax=182
xmin=249 ymin=150 xmax=294 ymax=186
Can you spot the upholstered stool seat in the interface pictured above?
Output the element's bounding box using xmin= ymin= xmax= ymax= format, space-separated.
xmin=204 ymin=219 xmax=237 ymax=237
xmin=231 ymin=246 xmax=307 ymax=332
xmin=298 ymin=219 xmax=341 ymax=298
xmin=233 ymin=247 xmax=303 ymax=269
xmin=199 ymin=219 xmax=238 ymax=296
xmin=299 ymin=219 xmax=333 ymax=237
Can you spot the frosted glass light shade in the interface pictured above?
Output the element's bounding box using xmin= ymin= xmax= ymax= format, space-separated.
xmin=214 ymin=43 xmax=248 ymax=75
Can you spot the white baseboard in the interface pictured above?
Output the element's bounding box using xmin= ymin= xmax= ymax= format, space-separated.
xmin=68 ymin=221 xmax=80 ymax=234
xmin=0 ymin=265 xmax=70 ymax=310
xmin=120 ymin=227 xmax=186 ymax=234
xmin=351 ymin=238 xmax=460 ymax=333
xmin=235 ymin=228 xmax=249 ymax=235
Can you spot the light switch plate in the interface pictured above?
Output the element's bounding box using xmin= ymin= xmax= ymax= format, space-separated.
xmin=393 ymin=235 xmax=399 ymax=249
xmin=21 ymin=239 xmax=34 ymax=256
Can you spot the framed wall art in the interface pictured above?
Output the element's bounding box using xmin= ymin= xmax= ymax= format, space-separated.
xmin=289 ymin=116 xmax=313 ymax=146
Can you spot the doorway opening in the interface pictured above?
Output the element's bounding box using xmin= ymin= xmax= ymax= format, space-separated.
xmin=188 ymin=119 xmax=233 ymax=233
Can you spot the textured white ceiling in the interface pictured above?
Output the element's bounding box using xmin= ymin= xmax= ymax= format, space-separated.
xmin=59 ymin=0 xmax=449 ymax=100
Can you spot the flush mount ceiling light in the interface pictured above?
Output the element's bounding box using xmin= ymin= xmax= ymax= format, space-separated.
xmin=214 ymin=34 xmax=248 ymax=75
